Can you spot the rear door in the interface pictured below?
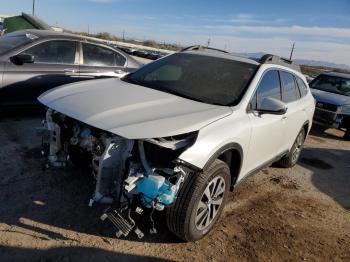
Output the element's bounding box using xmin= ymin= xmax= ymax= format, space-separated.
xmin=279 ymin=70 xmax=306 ymax=150
xmin=1 ymin=40 xmax=80 ymax=105
xmin=78 ymin=42 xmax=127 ymax=80
xmin=246 ymin=70 xmax=286 ymax=170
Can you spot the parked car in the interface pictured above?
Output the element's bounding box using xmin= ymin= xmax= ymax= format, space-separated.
xmin=39 ymin=46 xmax=315 ymax=241
xmin=133 ymin=49 xmax=149 ymax=58
xmin=0 ymin=29 xmax=141 ymax=107
xmin=304 ymin=74 xmax=314 ymax=83
xmin=116 ymin=45 xmax=136 ymax=55
xmin=310 ymin=72 xmax=350 ymax=140
xmin=146 ymin=51 xmax=164 ymax=60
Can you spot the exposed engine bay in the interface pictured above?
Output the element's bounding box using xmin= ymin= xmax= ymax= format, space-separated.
xmin=41 ymin=109 xmax=197 ymax=238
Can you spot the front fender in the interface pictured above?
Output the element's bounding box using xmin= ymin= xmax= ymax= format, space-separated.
xmin=178 ymin=112 xmax=251 ymax=174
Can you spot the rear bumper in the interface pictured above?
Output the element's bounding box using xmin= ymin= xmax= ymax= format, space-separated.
xmin=313 ymin=108 xmax=350 ymax=128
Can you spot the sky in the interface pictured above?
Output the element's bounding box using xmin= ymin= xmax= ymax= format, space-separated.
xmin=1 ymin=0 xmax=350 ymax=65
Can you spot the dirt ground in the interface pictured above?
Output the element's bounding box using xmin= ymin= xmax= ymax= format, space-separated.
xmin=0 ymin=111 xmax=349 ymax=262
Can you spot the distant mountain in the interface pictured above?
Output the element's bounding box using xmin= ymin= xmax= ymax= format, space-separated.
xmin=237 ymin=52 xmax=350 ymax=70
xmin=293 ymin=59 xmax=350 ymax=70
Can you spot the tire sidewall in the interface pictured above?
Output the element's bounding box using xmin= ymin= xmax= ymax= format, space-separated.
xmin=186 ymin=163 xmax=230 ymax=241
xmin=290 ymin=128 xmax=306 ymax=166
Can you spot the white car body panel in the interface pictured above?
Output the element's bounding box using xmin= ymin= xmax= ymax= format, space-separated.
xmin=179 ymin=64 xmax=315 ymax=183
xmin=39 ymin=62 xmax=315 ymax=185
xmin=38 ymin=78 xmax=232 ymax=139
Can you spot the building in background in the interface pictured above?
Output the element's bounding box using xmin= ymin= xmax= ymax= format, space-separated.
xmin=3 ymin=12 xmax=51 ymax=33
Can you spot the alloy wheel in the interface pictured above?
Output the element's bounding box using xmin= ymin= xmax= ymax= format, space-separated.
xmin=195 ymin=175 xmax=226 ymax=230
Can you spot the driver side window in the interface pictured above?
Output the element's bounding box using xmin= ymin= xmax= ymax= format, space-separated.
xmin=24 ymin=40 xmax=77 ymax=64
xmin=252 ymin=70 xmax=282 ymax=110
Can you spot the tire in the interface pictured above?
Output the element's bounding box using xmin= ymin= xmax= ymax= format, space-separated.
xmin=277 ymin=128 xmax=306 ymax=168
xmin=344 ymin=129 xmax=350 ymax=141
xmin=166 ymin=159 xmax=230 ymax=242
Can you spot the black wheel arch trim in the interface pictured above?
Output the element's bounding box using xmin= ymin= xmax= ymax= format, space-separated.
xmin=303 ymin=120 xmax=310 ymax=134
xmin=203 ymin=142 xmax=243 ymax=187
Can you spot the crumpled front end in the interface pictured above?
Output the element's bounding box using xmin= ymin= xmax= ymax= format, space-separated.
xmin=41 ymin=108 xmax=198 ymax=238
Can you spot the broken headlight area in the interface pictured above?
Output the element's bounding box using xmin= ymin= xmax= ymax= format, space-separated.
xmin=41 ymin=109 xmax=198 ymax=238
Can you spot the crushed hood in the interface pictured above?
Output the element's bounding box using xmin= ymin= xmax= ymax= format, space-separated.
xmin=38 ymin=78 xmax=232 ymax=139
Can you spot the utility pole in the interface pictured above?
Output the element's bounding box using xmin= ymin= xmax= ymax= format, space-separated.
xmin=289 ymin=42 xmax=295 ymax=60
xmin=87 ymin=24 xmax=90 ymax=34
xmin=207 ymin=38 xmax=211 ymax=47
xmin=32 ymin=0 xmax=36 ymax=16
xmin=122 ymin=30 xmax=125 ymax=41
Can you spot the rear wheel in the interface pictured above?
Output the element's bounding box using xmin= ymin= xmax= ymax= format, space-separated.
xmin=277 ymin=128 xmax=305 ymax=168
xmin=166 ymin=159 xmax=230 ymax=242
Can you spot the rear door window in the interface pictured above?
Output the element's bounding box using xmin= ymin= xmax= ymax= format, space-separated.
xmin=25 ymin=40 xmax=76 ymax=64
xmin=280 ymin=71 xmax=299 ymax=103
xmin=82 ymin=43 xmax=126 ymax=67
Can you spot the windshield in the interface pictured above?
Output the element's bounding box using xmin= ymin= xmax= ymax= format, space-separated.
xmin=0 ymin=32 xmax=36 ymax=55
xmin=123 ymin=53 xmax=258 ymax=106
xmin=310 ymin=74 xmax=350 ymax=97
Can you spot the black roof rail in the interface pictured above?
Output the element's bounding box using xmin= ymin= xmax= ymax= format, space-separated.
xmin=260 ymin=54 xmax=300 ymax=72
xmin=180 ymin=45 xmax=229 ymax=54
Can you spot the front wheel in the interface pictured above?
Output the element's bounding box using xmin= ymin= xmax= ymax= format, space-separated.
xmin=166 ymin=159 xmax=230 ymax=242
xmin=277 ymin=128 xmax=306 ymax=168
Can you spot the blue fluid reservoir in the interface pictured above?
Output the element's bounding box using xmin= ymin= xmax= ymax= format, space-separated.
xmin=136 ymin=174 xmax=177 ymax=207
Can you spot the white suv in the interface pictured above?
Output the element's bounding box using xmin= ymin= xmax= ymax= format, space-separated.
xmin=39 ymin=46 xmax=315 ymax=241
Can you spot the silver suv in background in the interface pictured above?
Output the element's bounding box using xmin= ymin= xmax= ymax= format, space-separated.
xmin=39 ymin=46 xmax=315 ymax=241
xmin=310 ymin=72 xmax=350 ymax=140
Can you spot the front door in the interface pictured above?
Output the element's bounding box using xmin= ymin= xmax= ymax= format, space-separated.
xmin=246 ymin=70 xmax=286 ymax=171
xmin=1 ymin=40 xmax=80 ymax=106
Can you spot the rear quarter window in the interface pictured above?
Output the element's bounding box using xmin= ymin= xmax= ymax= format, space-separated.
xmin=296 ymin=77 xmax=309 ymax=97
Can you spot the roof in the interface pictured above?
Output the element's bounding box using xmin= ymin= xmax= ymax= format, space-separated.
xmin=321 ymin=72 xmax=350 ymax=79
xmin=180 ymin=46 xmax=300 ymax=70
xmin=259 ymin=54 xmax=301 ymax=72
xmin=181 ymin=46 xmax=259 ymax=65
xmin=10 ymin=29 xmax=109 ymax=45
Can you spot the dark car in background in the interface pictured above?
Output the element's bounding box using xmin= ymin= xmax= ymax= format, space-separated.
xmin=310 ymin=72 xmax=350 ymax=140
xmin=0 ymin=30 xmax=141 ymax=107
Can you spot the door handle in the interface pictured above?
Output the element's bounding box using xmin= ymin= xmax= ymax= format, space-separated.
xmin=282 ymin=116 xmax=287 ymax=120
xmin=115 ymin=69 xmax=125 ymax=74
xmin=64 ymin=68 xmax=76 ymax=73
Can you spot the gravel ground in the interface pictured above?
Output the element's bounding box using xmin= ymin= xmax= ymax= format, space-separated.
xmin=0 ymin=112 xmax=349 ymax=262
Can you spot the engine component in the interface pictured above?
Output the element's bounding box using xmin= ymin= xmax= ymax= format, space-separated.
xmin=138 ymin=140 xmax=154 ymax=176
xmin=43 ymin=109 xmax=68 ymax=167
xmin=42 ymin=110 xmax=190 ymax=238
xmin=91 ymin=138 xmax=134 ymax=205
xmin=136 ymin=175 xmax=176 ymax=209
xmin=100 ymin=208 xmax=144 ymax=239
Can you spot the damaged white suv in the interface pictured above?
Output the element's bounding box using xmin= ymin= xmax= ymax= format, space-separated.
xmin=39 ymin=46 xmax=315 ymax=241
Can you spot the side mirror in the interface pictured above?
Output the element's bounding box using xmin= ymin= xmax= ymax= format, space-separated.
xmin=257 ymin=97 xmax=287 ymax=115
xmin=11 ymin=53 xmax=35 ymax=65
